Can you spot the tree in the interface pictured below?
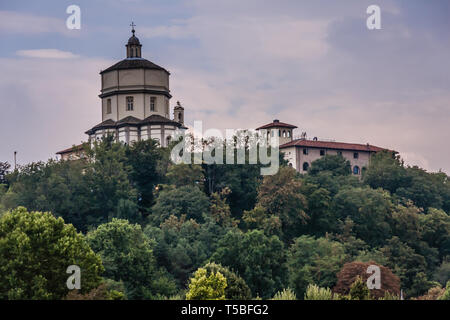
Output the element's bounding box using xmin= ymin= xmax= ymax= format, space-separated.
xmin=257 ymin=166 xmax=308 ymax=240
xmin=333 ymin=261 xmax=400 ymax=299
xmin=242 ymin=205 xmax=282 ymax=237
xmin=380 ymin=236 xmax=431 ymax=298
xmin=210 ymin=187 xmax=239 ymax=228
xmin=304 ymin=284 xmax=335 ymax=300
xmin=186 ymin=268 xmax=227 ymax=300
xmin=211 ymin=229 xmax=287 ymax=298
xmin=272 ymin=288 xmax=297 ymax=300
xmin=125 ymin=139 xmax=165 ymax=211
xmin=287 ymin=235 xmax=347 ymax=298
xmin=0 ymin=207 xmax=103 ymax=299
xmin=332 ymin=187 xmax=393 ymax=246
xmin=150 ymin=185 xmax=210 ymax=225
xmin=166 ymin=163 xmax=204 ymax=188
xmin=348 ymin=276 xmax=371 ymax=300
xmin=363 ymin=151 xmax=410 ymax=194
xmin=0 ymin=161 xmax=10 ymax=185
xmin=84 ymin=137 xmax=138 ymax=227
xmin=396 ymin=166 xmax=443 ymax=211
xmin=145 ymin=215 xmax=226 ymax=288
xmin=87 ymin=219 xmax=176 ymax=299
xmin=203 ymin=262 xmax=252 ymax=300
xmin=309 ymin=154 xmax=351 ymax=176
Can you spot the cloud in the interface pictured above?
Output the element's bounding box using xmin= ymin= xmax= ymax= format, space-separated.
xmin=0 ymin=56 xmax=114 ymax=166
xmin=16 ymin=49 xmax=79 ymax=59
xmin=0 ymin=11 xmax=70 ymax=35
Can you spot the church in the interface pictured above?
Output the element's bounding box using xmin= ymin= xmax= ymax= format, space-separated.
xmin=57 ymin=26 xmax=187 ymax=160
xmin=57 ymin=26 xmax=393 ymax=175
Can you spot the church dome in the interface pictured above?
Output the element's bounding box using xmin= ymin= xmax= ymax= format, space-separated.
xmin=127 ymin=34 xmax=141 ymax=45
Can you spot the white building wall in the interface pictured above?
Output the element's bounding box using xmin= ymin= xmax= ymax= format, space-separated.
xmin=282 ymin=146 xmax=372 ymax=176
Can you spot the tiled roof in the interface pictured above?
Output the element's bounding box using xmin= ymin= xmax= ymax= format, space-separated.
xmin=140 ymin=114 xmax=183 ymax=126
xmin=280 ymin=139 xmax=393 ymax=153
xmin=100 ymin=58 xmax=169 ymax=74
xmin=85 ymin=115 xmax=183 ymax=134
xmin=56 ymin=144 xmax=85 ymax=155
xmin=116 ymin=116 xmax=141 ymax=127
xmin=256 ymin=120 xmax=298 ymax=130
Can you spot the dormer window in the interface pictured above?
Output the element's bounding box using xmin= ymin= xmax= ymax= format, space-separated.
xmin=126 ymin=96 xmax=134 ymax=111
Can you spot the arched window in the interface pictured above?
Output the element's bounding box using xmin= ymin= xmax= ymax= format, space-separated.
xmin=283 ymin=130 xmax=286 ymax=137
xmin=353 ymin=166 xmax=360 ymax=175
xmin=166 ymin=136 xmax=171 ymax=147
xmin=303 ymin=162 xmax=309 ymax=171
xmin=287 ymin=131 xmax=291 ymax=137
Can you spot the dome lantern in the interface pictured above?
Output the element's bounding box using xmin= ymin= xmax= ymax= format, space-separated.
xmin=126 ymin=22 xmax=142 ymax=58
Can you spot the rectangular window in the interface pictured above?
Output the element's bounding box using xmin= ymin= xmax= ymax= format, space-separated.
xmin=337 ymin=151 xmax=342 ymax=156
xmin=106 ymin=99 xmax=112 ymax=114
xmin=150 ymin=97 xmax=156 ymax=111
xmin=320 ymin=150 xmax=325 ymax=156
xmin=353 ymin=152 xmax=359 ymax=159
xmin=303 ymin=148 xmax=308 ymax=155
xmin=126 ymin=96 xmax=134 ymax=111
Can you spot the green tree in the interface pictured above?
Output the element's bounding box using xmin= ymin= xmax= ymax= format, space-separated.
xmin=257 ymin=166 xmax=308 ymax=240
xmin=349 ymin=276 xmax=371 ymax=300
xmin=0 ymin=207 xmax=103 ymax=299
xmin=304 ymin=284 xmax=334 ymax=300
xmin=272 ymin=288 xmax=297 ymax=300
xmin=87 ymin=219 xmax=176 ymax=299
xmin=210 ymin=187 xmax=239 ymax=228
xmin=150 ymin=185 xmax=210 ymax=225
xmin=186 ymin=267 xmax=227 ymax=300
xmin=84 ymin=137 xmax=138 ymax=227
xmin=309 ymin=154 xmax=351 ymax=176
xmin=125 ymin=139 xmax=165 ymax=211
xmin=203 ymin=262 xmax=252 ymax=300
xmin=287 ymin=235 xmax=347 ymax=298
xmin=332 ymin=187 xmax=393 ymax=246
xmin=145 ymin=215 xmax=227 ymax=288
xmin=380 ymin=236 xmax=431 ymax=298
xmin=363 ymin=151 xmax=410 ymax=194
xmin=211 ymin=229 xmax=287 ymax=298
xmin=0 ymin=161 xmax=10 ymax=185
xmin=166 ymin=163 xmax=204 ymax=188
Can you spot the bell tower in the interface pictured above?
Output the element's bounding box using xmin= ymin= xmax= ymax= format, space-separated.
xmin=173 ymin=101 xmax=185 ymax=125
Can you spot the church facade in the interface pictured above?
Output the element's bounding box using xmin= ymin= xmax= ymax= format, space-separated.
xmin=57 ymin=27 xmax=186 ymax=160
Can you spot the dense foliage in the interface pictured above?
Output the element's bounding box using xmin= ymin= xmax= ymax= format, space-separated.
xmin=0 ymin=139 xmax=449 ymax=299
xmin=0 ymin=207 xmax=103 ymax=299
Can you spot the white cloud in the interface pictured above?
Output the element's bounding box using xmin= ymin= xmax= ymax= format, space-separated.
xmin=0 ymin=56 xmax=114 ymax=166
xmin=16 ymin=49 xmax=79 ymax=59
xmin=0 ymin=11 xmax=70 ymax=35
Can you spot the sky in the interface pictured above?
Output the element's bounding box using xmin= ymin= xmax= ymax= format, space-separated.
xmin=0 ymin=0 xmax=449 ymax=173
